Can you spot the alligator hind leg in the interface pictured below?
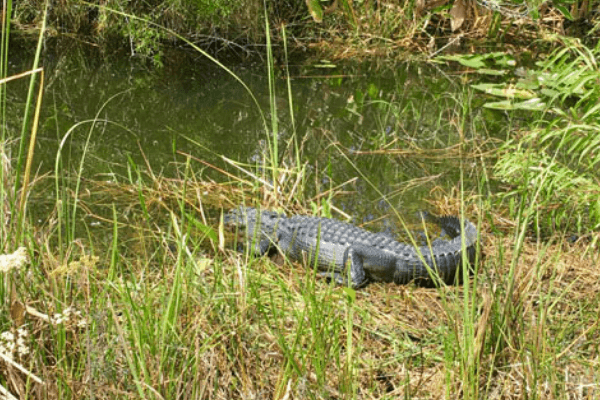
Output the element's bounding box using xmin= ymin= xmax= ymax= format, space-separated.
xmin=317 ymin=247 xmax=369 ymax=289
xmin=345 ymin=247 xmax=368 ymax=288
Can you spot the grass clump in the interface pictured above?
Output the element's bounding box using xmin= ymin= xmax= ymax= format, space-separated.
xmin=492 ymin=38 xmax=600 ymax=237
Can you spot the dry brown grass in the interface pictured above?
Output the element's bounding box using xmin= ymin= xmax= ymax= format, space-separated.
xmin=305 ymin=1 xmax=587 ymax=61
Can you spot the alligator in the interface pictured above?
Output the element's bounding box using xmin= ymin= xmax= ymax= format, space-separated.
xmin=224 ymin=207 xmax=479 ymax=288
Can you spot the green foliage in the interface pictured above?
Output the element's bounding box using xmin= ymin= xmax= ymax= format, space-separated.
xmin=306 ymin=0 xmax=325 ymax=23
xmin=191 ymin=0 xmax=238 ymax=20
xmin=11 ymin=0 xmax=261 ymax=65
xmin=495 ymin=144 xmax=600 ymax=230
xmin=436 ymin=52 xmax=516 ymax=72
xmin=437 ymin=43 xmax=600 ymax=231
xmin=119 ymin=16 xmax=165 ymax=68
xmin=490 ymin=39 xmax=600 ymax=232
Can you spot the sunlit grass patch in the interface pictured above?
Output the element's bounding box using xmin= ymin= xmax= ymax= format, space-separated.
xmin=482 ymin=234 xmax=600 ymax=399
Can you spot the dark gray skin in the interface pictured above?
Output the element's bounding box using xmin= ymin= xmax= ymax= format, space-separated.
xmin=225 ymin=207 xmax=479 ymax=288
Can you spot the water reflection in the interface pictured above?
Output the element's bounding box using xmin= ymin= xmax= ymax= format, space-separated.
xmin=7 ymin=38 xmax=495 ymax=226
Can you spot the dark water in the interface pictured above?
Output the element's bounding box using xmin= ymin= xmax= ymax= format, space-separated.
xmin=6 ymin=38 xmax=502 ymax=229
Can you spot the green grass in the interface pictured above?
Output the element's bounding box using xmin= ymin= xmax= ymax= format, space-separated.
xmin=2 ymin=4 xmax=600 ymax=400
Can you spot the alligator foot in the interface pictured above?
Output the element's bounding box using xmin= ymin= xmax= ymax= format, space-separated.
xmin=317 ymin=272 xmax=369 ymax=289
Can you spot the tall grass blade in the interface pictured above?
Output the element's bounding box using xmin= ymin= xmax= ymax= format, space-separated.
xmin=264 ymin=2 xmax=279 ymax=194
xmin=14 ymin=1 xmax=48 ymax=195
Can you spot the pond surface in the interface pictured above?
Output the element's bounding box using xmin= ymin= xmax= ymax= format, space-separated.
xmin=6 ymin=38 xmax=503 ymax=229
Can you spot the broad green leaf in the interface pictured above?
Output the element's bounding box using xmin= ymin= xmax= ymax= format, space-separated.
xmin=483 ymin=98 xmax=546 ymax=111
xmin=475 ymin=68 xmax=507 ymax=76
xmin=511 ymin=98 xmax=546 ymax=111
xmin=186 ymin=215 xmax=218 ymax=242
xmin=483 ymin=100 xmax=514 ymax=110
xmin=342 ymin=287 xmax=356 ymax=302
xmin=306 ymin=0 xmax=324 ymax=23
xmin=472 ymin=83 xmax=536 ymax=99
xmin=436 ymin=54 xmax=486 ymax=69
xmin=540 ymin=88 xmax=560 ymax=97
xmin=493 ymin=55 xmax=516 ymax=67
xmin=481 ymin=52 xmax=506 ymax=59
xmin=515 ymin=79 xmax=540 ymax=90
xmin=455 ymin=57 xmax=486 ymax=69
xmin=554 ymin=4 xmax=573 ymax=21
